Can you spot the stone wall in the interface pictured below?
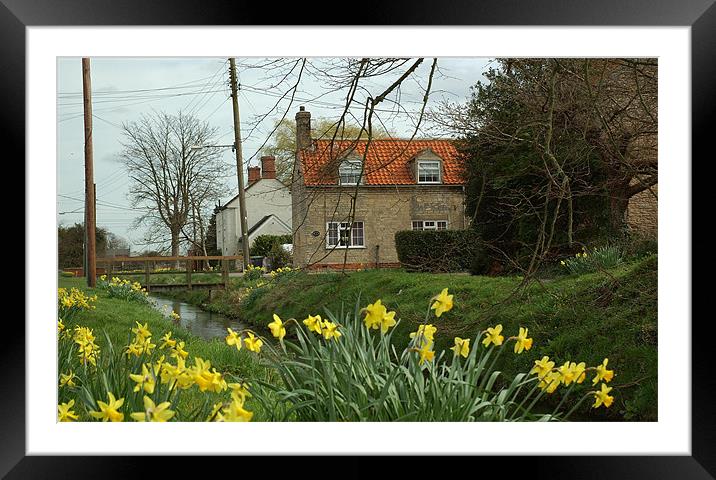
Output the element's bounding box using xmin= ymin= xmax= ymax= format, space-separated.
xmin=626 ymin=180 xmax=658 ymax=238
xmin=292 ymin=185 xmax=467 ymax=268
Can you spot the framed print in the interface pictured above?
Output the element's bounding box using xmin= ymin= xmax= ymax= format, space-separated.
xmin=6 ymin=0 xmax=710 ymax=476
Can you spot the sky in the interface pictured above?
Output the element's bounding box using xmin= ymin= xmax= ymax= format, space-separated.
xmin=57 ymin=57 xmax=492 ymax=252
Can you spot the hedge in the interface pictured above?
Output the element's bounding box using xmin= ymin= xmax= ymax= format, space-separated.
xmin=394 ymin=229 xmax=486 ymax=273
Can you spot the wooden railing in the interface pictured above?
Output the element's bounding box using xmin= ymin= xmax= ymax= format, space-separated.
xmin=95 ymin=255 xmax=243 ymax=291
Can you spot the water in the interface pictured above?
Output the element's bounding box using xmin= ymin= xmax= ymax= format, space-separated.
xmin=149 ymin=294 xmax=248 ymax=341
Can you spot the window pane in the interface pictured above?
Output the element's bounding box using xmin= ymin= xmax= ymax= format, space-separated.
xmin=352 ymin=222 xmax=364 ymax=246
xmin=339 ymin=160 xmax=362 ymax=185
xmin=437 ymin=221 xmax=448 ymax=230
xmin=412 ymin=221 xmax=423 ymax=231
xmin=327 ymin=223 xmax=338 ymax=246
xmin=418 ymin=161 xmax=440 ymax=183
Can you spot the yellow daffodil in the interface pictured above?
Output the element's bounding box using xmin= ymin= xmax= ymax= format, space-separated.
xmin=410 ymin=324 xmax=437 ymax=348
xmin=268 ymin=314 xmax=286 ymax=341
xmin=482 ymin=324 xmax=504 ymax=347
xmin=592 ymin=358 xmax=615 ymax=385
xmin=58 ymin=318 xmax=65 ymax=334
xmin=363 ymin=300 xmax=387 ymax=330
xmin=303 ymin=314 xmax=323 ymax=334
xmin=171 ymin=341 xmax=188 ymax=360
xmin=58 ymin=399 xmax=79 ymax=422
xmin=161 ymin=357 xmax=193 ymax=389
xmin=539 ymin=371 xmax=562 ymax=394
xmin=129 ymin=363 xmax=158 ymax=394
xmin=593 ymin=383 xmax=614 ymax=408
xmin=228 ymin=382 xmax=252 ymax=404
xmin=417 ymin=343 xmax=435 ymax=365
xmin=558 ymin=361 xmax=587 ymax=386
xmin=530 ymin=356 xmax=555 ymax=380
xmin=132 ymin=322 xmax=151 ymax=340
xmin=160 ymin=332 xmax=176 ymax=349
xmin=431 ymin=288 xmax=454 ymax=317
xmin=513 ymin=327 xmax=533 ymax=354
xmin=189 ymin=357 xmax=227 ymax=393
xmin=225 ymin=328 xmax=242 ymax=351
xmin=89 ymin=392 xmax=125 ymax=422
xmin=170 ymin=311 xmax=180 ymax=321
xmin=322 ymin=321 xmax=342 ymax=341
xmin=380 ymin=310 xmax=397 ymax=334
xmin=450 ymin=337 xmax=470 ymax=358
xmin=130 ymin=396 xmax=175 ymax=422
xmin=59 ymin=371 xmax=77 ymax=388
xmin=243 ymin=332 xmax=263 ymax=353
xmin=216 ymin=400 xmax=253 ymax=422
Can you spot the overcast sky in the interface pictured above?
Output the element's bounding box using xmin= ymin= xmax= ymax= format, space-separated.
xmin=57 ymin=57 xmax=492 ymax=252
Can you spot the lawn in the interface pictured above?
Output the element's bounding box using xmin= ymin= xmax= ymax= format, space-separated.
xmin=163 ymin=254 xmax=658 ymax=421
xmin=58 ymin=276 xmax=271 ymax=420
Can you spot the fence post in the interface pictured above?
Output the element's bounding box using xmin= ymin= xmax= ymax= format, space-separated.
xmin=186 ymin=258 xmax=193 ymax=290
xmin=145 ymin=261 xmax=151 ymax=292
xmin=222 ymin=259 xmax=229 ymax=289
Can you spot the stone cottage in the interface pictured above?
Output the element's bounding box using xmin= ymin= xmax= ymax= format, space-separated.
xmin=216 ymin=155 xmax=292 ymax=256
xmin=291 ymin=107 xmax=468 ymax=270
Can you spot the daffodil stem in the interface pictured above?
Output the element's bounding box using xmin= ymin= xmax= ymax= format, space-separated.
xmin=518 ymin=388 xmax=546 ymax=421
xmin=509 ymin=377 xmax=539 ymax=419
xmin=562 ymin=392 xmax=594 ymax=421
xmin=551 ymin=381 xmax=577 ymax=417
xmin=477 ymin=344 xmax=505 ymax=394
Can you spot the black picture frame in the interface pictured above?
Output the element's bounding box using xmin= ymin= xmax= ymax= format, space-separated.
xmin=7 ymin=0 xmax=709 ymax=476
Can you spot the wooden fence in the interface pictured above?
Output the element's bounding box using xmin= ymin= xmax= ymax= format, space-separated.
xmin=94 ymin=256 xmax=243 ymax=291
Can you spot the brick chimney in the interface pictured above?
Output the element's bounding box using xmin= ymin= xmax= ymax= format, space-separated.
xmin=261 ymin=155 xmax=276 ymax=179
xmin=248 ymin=166 xmax=261 ymax=184
xmin=295 ymin=106 xmax=312 ymax=151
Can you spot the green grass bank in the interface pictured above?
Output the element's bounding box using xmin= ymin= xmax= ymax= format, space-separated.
xmin=161 ymin=255 xmax=658 ymax=421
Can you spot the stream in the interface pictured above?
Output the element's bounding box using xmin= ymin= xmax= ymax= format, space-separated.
xmin=149 ymin=294 xmax=248 ymax=341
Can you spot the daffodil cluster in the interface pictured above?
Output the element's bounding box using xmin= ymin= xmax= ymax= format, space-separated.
xmin=97 ymin=275 xmax=149 ymax=303
xmin=73 ymin=325 xmax=100 ymax=366
xmin=269 ymin=266 xmax=294 ymax=280
xmin=58 ymin=287 xmax=97 ymax=320
xmin=244 ymin=264 xmax=266 ymax=281
xmin=125 ymin=322 xmax=156 ymax=357
xmin=528 ymin=355 xmax=616 ymax=409
xmin=225 ymin=328 xmax=264 ymax=352
xmin=58 ymin=318 xmax=254 ymax=422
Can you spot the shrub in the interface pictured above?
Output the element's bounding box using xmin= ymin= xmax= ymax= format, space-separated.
xmin=560 ymin=245 xmax=623 ymax=275
xmin=250 ymin=234 xmax=292 ymax=257
xmin=395 ymin=230 xmax=485 ymax=273
xmin=248 ymin=290 xmax=617 ymax=421
xmin=266 ymin=241 xmax=292 ymax=270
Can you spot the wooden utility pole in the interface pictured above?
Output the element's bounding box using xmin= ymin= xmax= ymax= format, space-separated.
xmin=228 ymin=58 xmax=250 ymax=271
xmin=82 ymin=57 xmax=96 ymax=287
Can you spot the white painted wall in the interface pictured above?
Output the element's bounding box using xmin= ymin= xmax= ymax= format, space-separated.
xmin=216 ymin=178 xmax=292 ymax=255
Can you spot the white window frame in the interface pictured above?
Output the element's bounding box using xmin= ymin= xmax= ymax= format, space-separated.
xmin=338 ymin=159 xmax=363 ymax=186
xmin=412 ymin=220 xmax=448 ymax=231
xmin=417 ymin=160 xmax=442 ymax=184
xmin=326 ymin=221 xmax=365 ymax=249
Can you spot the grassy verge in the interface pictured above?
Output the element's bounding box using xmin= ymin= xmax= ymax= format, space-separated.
xmin=58 ymin=276 xmax=272 ymax=419
xmin=168 ymin=255 xmax=657 ymax=421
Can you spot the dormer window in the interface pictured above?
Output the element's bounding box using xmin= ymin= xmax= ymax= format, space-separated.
xmin=417 ymin=160 xmax=441 ymax=184
xmin=339 ymin=159 xmax=363 ymax=185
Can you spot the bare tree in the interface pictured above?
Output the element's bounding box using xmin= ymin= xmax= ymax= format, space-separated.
xmin=120 ymin=111 xmax=228 ymax=258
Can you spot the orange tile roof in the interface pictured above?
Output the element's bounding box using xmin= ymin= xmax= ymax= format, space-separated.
xmin=298 ymin=139 xmax=465 ymax=186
